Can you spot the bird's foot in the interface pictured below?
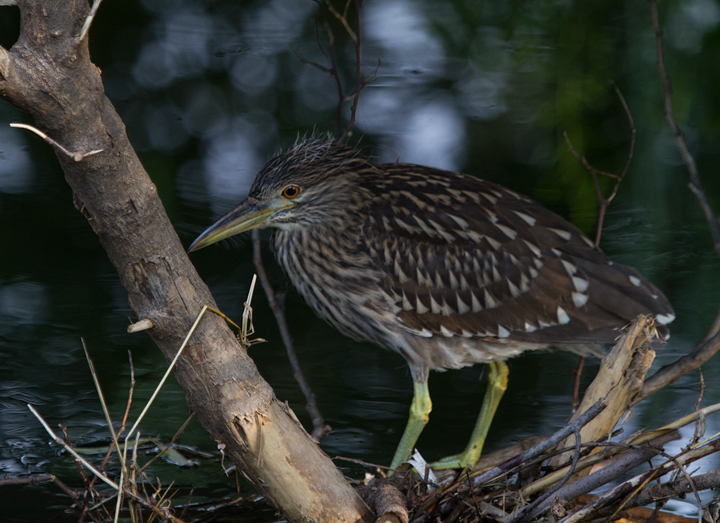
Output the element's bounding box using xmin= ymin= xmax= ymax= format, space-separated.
xmin=429 ymin=450 xmax=478 ymax=471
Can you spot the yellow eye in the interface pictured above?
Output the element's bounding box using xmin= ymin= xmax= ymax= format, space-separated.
xmin=282 ymin=185 xmax=301 ymax=199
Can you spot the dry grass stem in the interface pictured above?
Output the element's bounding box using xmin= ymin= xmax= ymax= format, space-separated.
xmin=27 ymin=404 xmax=121 ymax=491
xmin=83 ymin=339 xmax=125 ymax=474
xmin=77 ymin=0 xmax=104 ymax=43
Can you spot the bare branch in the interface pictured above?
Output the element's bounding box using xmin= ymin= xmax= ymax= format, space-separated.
xmin=649 ymin=0 xmax=720 ymax=258
xmin=563 ymin=85 xmax=635 ymax=248
xmin=628 ymin=470 xmax=720 ymax=511
xmin=509 ymin=427 xmax=584 ymax=523
xmin=634 ymin=329 xmax=720 ymax=406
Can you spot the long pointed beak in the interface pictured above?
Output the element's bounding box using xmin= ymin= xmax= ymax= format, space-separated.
xmin=188 ymin=197 xmax=284 ymax=252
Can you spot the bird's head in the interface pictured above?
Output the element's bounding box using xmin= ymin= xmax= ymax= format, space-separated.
xmin=188 ymin=140 xmax=370 ymax=252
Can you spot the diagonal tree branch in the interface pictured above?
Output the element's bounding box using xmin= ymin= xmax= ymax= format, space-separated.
xmin=0 ymin=2 xmax=371 ymax=522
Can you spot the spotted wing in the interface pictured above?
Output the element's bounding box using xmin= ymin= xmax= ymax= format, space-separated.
xmin=360 ymin=164 xmax=673 ymax=345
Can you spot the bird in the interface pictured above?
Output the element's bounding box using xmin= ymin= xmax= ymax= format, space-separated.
xmin=189 ymin=139 xmax=675 ymax=471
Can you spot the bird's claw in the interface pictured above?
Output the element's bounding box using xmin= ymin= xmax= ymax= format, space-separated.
xmin=429 ymin=452 xmax=475 ymax=471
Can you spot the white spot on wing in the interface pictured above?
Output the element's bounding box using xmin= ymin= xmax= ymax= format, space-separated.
xmin=581 ymin=235 xmax=595 ymax=248
xmin=495 ymin=223 xmax=517 ymax=239
xmin=561 ymin=260 xmax=578 ymax=276
xmin=416 ymin=297 xmax=429 ymax=314
xmin=430 ymin=295 xmax=442 ymax=314
xmin=471 ymin=291 xmax=483 ymax=312
xmin=572 ymin=292 xmax=589 ymax=307
xmin=513 ymin=211 xmax=536 ymax=226
xmin=484 ymin=208 xmax=498 ymax=223
xmin=448 ymin=214 xmax=469 ymax=230
xmin=549 ymin=227 xmax=572 ymax=241
xmin=402 ymin=292 xmax=413 ymax=311
xmin=656 ymin=313 xmax=675 ymax=325
xmin=522 ymin=240 xmax=541 ymax=257
xmin=480 ymin=192 xmax=498 ymax=205
xmin=524 ymin=322 xmax=536 ymax=332
xmin=484 ymin=289 xmax=497 ymax=309
xmin=629 ymin=275 xmax=642 ymax=287
xmin=485 ymin=236 xmax=502 ymax=250
xmin=572 ymin=277 xmax=589 ymax=293
xmin=557 ymin=306 xmax=570 ymax=325
xmin=448 ymin=272 xmax=459 ymax=289
xmin=457 ymin=295 xmax=470 ymax=314
xmin=440 ymin=325 xmax=454 ymax=337
xmin=467 ymin=230 xmax=484 ymax=243
xmin=395 ymin=259 xmax=408 ymax=283
xmin=497 ymin=325 xmax=510 ymax=338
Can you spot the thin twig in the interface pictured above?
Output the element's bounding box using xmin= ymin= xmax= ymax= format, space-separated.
xmin=625 ymin=470 xmax=720 ymax=512
xmin=27 ymin=404 xmax=120 ymax=491
xmin=649 ymin=0 xmax=720 ymax=258
xmin=571 ymin=356 xmax=585 ymax=413
xmin=342 ymin=0 xmax=364 ymax=141
xmin=560 ymin=437 xmax=720 ymax=523
xmin=251 ymin=229 xmax=330 ymax=441
xmin=77 ymin=0 xmax=104 ymax=43
xmin=634 ymin=329 xmax=720 ymax=406
xmin=0 ymin=474 xmax=54 ymax=486
xmin=470 ymin=399 xmax=606 ymax=488
xmin=509 ymin=427 xmax=584 ymax=523
xmin=10 ymin=123 xmax=103 ymax=161
xmin=124 ymin=306 xmax=210 ymax=442
xmin=88 ymin=349 xmax=136 ymax=497
xmin=310 ymin=0 xmax=375 ymax=142
xmin=563 ymin=85 xmax=635 ymax=249
xmin=326 ymin=0 xmax=357 ymax=43
xmin=83 ymin=339 xmax=126 ymax=474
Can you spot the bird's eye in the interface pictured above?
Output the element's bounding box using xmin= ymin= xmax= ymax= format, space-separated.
xmin=282 ymin=185 xmax=301 ymax=199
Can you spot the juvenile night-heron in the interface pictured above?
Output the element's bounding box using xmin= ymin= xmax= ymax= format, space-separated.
xmin=189 ymin=140 xmax=674 ymax=471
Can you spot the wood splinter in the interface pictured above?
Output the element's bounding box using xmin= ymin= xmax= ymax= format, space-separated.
xmin=127 ymin=319 xmax=153 ymax=333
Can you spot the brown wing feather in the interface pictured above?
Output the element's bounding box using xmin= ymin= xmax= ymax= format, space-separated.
xmin=360 ymin=164 xmax=673 ymax=344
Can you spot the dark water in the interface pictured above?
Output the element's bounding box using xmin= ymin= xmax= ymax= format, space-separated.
xmin=1 ymin=0 xmax=720 ymax=520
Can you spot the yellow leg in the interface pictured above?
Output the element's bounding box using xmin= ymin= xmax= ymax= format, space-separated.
xmin=432 ymin=361 xmax=509 ymax=470
xmin=389 ymin=379 xmax=432 ymax=473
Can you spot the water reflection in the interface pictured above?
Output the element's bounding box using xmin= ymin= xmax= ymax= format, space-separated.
xmin=0 ymin=128 xmax=33 ymax=194
xmin=1 ymin=0 xmax=720 ymax=519
xmin=0 ymin=282 xmax=47 ymax=327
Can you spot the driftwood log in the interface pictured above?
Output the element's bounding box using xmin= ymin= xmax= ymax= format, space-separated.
xmin=0 ymin=2 xmax=372 ymax=522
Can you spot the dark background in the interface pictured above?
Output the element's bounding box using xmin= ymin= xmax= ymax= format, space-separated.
xmin=1 ymin=0 xmax=719 ymax=520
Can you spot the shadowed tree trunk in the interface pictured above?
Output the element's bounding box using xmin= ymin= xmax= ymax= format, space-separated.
xmin=0 ymin=2 xmax=372 ymax=521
